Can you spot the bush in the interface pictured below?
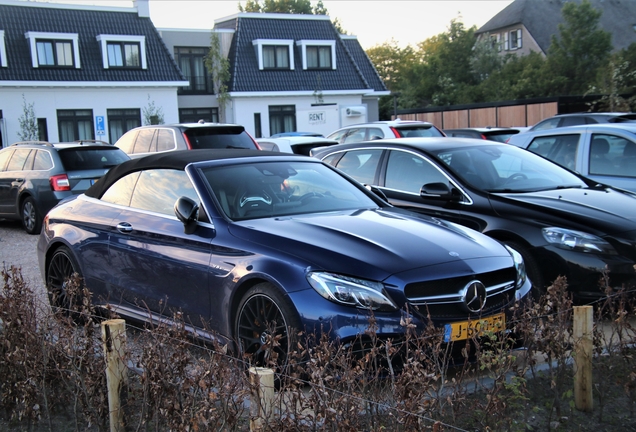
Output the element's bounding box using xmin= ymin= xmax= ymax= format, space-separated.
xmin=1 ymin=265 xmax=635 ymax=431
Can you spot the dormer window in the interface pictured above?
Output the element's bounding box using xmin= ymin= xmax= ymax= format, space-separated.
xmin=263 ymin=45 xmax=289 ymax=69
xmin=253 ymin=39 xmax=294 ymax=70
xmin=96 ymin=35 xmax=147 ymax=69
xmin=25 ymin=32 xmax=80 ymax=68
xmin=296 ymin=40 xmax=336 ymax=70
xmin=0 ymin=30 xmax=6 ymax=67
xmin=107 ymin=41 xmax=140 ymax=67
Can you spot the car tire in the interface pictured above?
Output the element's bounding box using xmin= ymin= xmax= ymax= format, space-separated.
xmin=21 ymin=196 xmax=41 ymax=235
xmin=46 ymin=246 xmax=84 ymax=316
xmin=503 ymin=241 xmax=545 ymax=300
xmin=235 ymin=282 xmax=301 ymax=370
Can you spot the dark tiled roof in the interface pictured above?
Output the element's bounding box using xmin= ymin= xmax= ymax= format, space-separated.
xmin=341 ymin=36 xmax=387 ymax=92
xmin=0 ymin=2 xmax=185 ymax=82
xmin=477 ymin=0 xmax=636 ymax=53
xmin=218 ymin=14 xmax=386 ymax=93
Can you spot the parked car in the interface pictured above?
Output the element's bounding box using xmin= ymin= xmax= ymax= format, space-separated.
xmin=114 ymin=121 xmax=259 ymax=158
xmin=0 ymin=141 xmax=129 ymax=234
xmin=506 ymin=123 xmax=636 ymax=192
xmin=256 ymin=136 xmax=338 ymax=155
xmin=312 ymin=138 xmax=636 ymax=301
xmin=527 ymin=112 xmax=636 ymax=132
xmin=326 ymin=120 xmax=444 ymax=144
xmin=38 ymin=149 xmax=530 ymax=365
xmin=270 ymin=131 xmax=324 ymax=138
xmin=443 ymin=127 xmax=526 ymax=143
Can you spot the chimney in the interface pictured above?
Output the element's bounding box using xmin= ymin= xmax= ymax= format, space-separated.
xmin=133 ymin=0 xmax=150 ymax=18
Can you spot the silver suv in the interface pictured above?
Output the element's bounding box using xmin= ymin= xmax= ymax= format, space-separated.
xmin=326 ymin=119 xmax=444 ymax=144
xmin=114 ymin=122 xmax=259 ymax=158
xmin=0 ymin=141 xmax=129 ymax=234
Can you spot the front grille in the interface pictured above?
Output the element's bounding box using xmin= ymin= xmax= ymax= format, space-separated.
xmin=404 ymin=267 xmax=517 ymax=319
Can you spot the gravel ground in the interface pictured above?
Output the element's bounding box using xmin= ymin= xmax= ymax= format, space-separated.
xmin=0 ymin=220 xmax=47 ymax=304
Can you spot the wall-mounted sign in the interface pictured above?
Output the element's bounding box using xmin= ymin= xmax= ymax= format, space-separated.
xmin=308 ymin=111 xmax=326 ymax=125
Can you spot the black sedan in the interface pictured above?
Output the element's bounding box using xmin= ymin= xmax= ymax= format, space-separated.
xmin=37 ymin=149 xmax=530 ymax=364
xmin=312 ymin=138 xmax=636 ymax=301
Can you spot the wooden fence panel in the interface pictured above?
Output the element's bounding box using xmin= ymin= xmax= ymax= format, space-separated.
xmin=395 ymin=101 xmax=560 ymax=128
xmin=468 ymin=108 xmax=497 ymax=127
xmin=526 ymin=102 xmax=558 ymax=126
xmin=498 ymin=105 xmax=527 ymax=127
xmin=442 ymin=110 xmax=469 ymax=129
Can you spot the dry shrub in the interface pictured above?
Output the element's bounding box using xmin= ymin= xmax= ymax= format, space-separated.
xmin=3 ymin=264 xmax=636 ymax=432
xmin=129 ymin=311 xmax=249 ymax=431
xmin=0 ymin=264 xmax=108 ymax=430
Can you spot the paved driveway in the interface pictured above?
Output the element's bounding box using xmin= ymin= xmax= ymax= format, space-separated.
xmin=0 ymin=220 xmax=47 ymax=305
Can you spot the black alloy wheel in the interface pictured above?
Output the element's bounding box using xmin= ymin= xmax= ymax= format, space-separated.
xmin=21 ymin=196 xmax=41 ymax=235
xmin=46 ymin=246 xmax=83 ymax=315
xmin=235 ymin=283 xmax=301 ymax=369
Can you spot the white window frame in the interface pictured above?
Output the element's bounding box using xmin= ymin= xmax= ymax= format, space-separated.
xmin=296 ymin=40 xmax=336 ymax=70
xmin=96 ymin=35 xmax=147 ymax=69
xmin=0 ymin=30 xmax=7 ymax=67
xmin=504 ymin=32 xmax=509 ymax=51
xmin=25 ymin=31 xmax=80 ymax=68
xmin=509 ymin=29 xmax=522 ymax=50
xmin=252 ymin=39 xmax=294 ymax=70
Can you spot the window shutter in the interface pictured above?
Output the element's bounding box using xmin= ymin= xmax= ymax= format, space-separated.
xmin=504 ymin=32 xmax=509 ymax=50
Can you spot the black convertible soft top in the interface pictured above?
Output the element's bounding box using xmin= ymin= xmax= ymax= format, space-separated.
xmin=84 ymin=149 xmax=299 ymax=198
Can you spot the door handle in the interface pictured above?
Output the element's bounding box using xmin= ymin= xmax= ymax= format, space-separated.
xmin=116 ymin=222 xmax=133 ymax=233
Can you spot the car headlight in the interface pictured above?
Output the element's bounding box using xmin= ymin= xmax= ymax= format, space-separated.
xmin=542 ymin=227 xmax=617 ymax=255
xmin=504 ymin=245 xmax=527 ymax=289
xmin=307 ymin=272 xmax=398 ymax=312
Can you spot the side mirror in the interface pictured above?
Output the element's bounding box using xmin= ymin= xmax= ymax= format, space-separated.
xmin=174 ymin=196 xmax=199 ymax=233
xmin=420 ymin=182 xmax=459 ymax=201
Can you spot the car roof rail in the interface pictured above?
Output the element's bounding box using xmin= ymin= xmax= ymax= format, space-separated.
xmin=73 ymin=139 xmax=111 ymax=145
xmin=10 ymin=140 xmax=53 ymax=147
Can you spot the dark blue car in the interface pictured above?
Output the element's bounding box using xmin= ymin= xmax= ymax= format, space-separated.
xmin=37 ymin=149 xmax=530 ymax=364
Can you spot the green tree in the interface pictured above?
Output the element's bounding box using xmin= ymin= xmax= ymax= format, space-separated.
xmin=546 ymin=0 xmax=612 ymax=95
xmin=238 ymin=0 xmax=312 ymax=14
xmin=205 ymin=32 xmax=231 ymax=123
xmin=366 ymin=40 xmax=417 ymax=118
xmin=586 ymin=56 xmax=636 ymax=112
xmin=404 ymin=19 xmax=479 ymax=107
xmin=142 ymin=95 xmax=165 ymax=125
xmin=238 ymin=0 xmax=347 ymax=33
xmin=470 ymin=33 xmax=506 ymax=82
xmin=18 ymin=95 xmax=38 ymax=141
xmin=478 ymin=52 xmax=550 ymax=101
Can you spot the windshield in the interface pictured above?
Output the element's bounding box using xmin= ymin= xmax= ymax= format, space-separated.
xmin=201 ymin=161 xmax=379 ymax=220
xmin=395 ymin=126 xmax=444 ymax=138
xmin=432 ymin=144 xmax=588 ymax=192
xmin=184 ymin=127 xmax=257 ymax=150
xmin=58 ymin=148 xmax=129 ymax=171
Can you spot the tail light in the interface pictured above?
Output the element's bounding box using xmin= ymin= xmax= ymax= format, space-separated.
xmin=389 ymin=127 xmax=400 ymax=138
xmin=50 ymin=174 xmax=71 ymax=191
xmin=246 ymin=131 xmax=261 ymax=150
xmin=183 ymin=133 xmax=193 ymax=150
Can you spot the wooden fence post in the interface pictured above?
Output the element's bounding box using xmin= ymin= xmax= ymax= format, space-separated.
xmin=249 ymin=367 xmax=275 ymax=431
xmin=101 ymin=319 xmax=127 ymax=432
xmin=573 ymin=305 xmax=593 ymax=412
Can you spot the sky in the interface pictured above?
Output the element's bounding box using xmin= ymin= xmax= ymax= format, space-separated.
xmin=53 ymin=0 xmax=514 ymax=49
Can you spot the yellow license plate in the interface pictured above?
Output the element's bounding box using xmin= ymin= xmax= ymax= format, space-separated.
xmin=443 ymin=313 xmax=505 ymax=342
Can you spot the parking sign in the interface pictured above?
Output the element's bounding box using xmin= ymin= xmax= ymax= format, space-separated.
xmin=95 ymin=116 xmax=105 ymax=135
